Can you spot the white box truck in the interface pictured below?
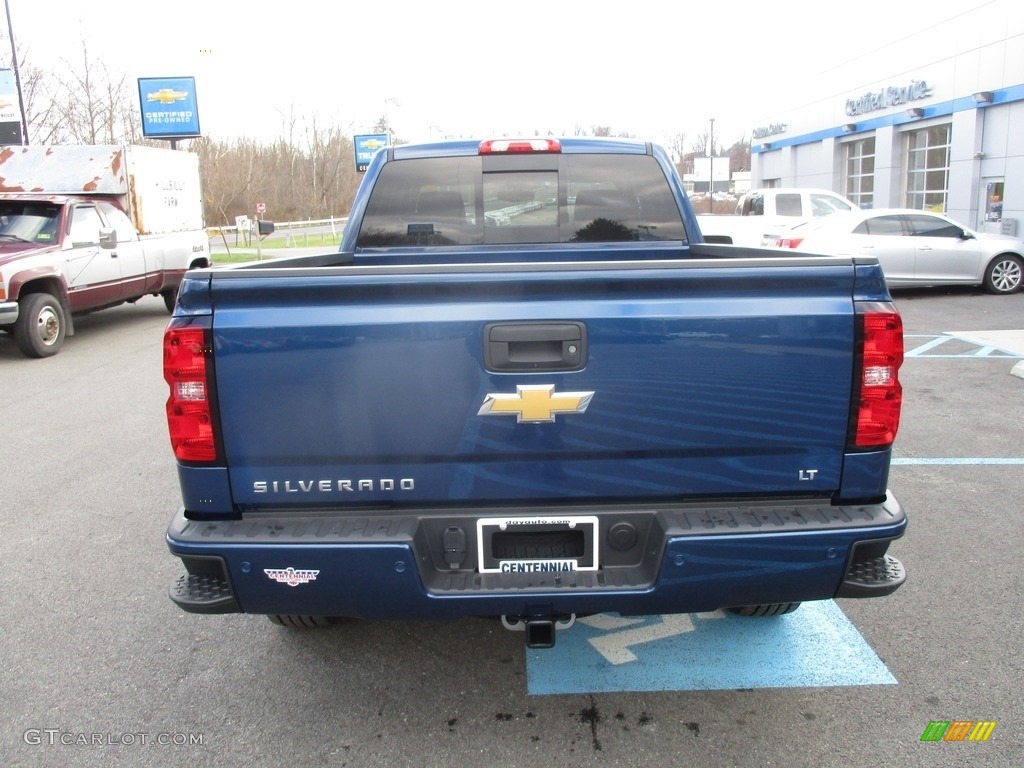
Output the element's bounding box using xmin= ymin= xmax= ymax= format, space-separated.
xmin=0 ymin=144 xmax=210 ymax=357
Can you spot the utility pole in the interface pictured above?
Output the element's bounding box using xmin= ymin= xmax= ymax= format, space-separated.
xmin=3 ymin=0 xmax=29 ymax=145
xmin=708 ymin=117 xmax=715 ymax=203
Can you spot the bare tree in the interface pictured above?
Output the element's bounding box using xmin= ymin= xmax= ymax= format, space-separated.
xmin=725 ymin=135 xmax=751 ymax=173
xmin=305 ymin=112 xmax=324 ymax=215
xmin=53 ymin=40 xmax=139 ymax=144
xmin=692 ymin=131 xmax=712 ymax=157
xmin=0 ymin=33 xmax=59 ymax=143
xmin=191 ymin=137 xmax=267 ymax=225
xmin=24 ymin=70 xmax=65 ymax=144
xmin=320 ymin=129 xmax=357 ymax=217
xmin=665 ymin=132 xmax=688 ymax=164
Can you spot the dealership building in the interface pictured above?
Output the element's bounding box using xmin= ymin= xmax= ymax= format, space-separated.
xmin=750 ymin=0 xmax=1022 ymax=236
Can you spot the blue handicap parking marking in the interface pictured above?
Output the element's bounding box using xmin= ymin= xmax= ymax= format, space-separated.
xmin=526 ymin=601 xmax=896 ymax=695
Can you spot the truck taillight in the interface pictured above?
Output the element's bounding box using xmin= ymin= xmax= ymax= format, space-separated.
xmin=775 ymin=237 xmax=803 ymax=248
xmin=479 ymin=139 xmax=561 ymax=154
xmin=164 ymin=323 xmax=219 ymax=462
xmin=850 ymin=303 xmax=903 ymax=449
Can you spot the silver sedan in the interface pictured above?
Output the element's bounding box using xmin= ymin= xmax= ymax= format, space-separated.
xmin=773 ymin=208 xmax=1024 ymax=294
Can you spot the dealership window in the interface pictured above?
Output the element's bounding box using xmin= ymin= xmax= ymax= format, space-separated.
xmin=843 ymin=138 xmax=875 ymax=209
xmin=905 ymin=125 xmax=951 ymax=212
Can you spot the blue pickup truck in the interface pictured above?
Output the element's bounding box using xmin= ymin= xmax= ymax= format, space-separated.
xmin=164 ymin=137 xmax=906 ymax=648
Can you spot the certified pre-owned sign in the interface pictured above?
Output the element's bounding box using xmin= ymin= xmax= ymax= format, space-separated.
xmin=354 ymin=134 xmax=390 ymax=173
xmin=137 ymin=76 xmax=201 ymax=138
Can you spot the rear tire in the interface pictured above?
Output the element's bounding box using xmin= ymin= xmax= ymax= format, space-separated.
xmin=727 ymin=603 xmax=801 ymax=617
xmin=162 ymin=288 xmax=178 ymax=313
xmin=266 ymin=615 xmax=338 ymax=628
xmin=14 ymin=292 xmax=66 ymax=358
xmin=983 ymin=254 xmax=1023 ymax=294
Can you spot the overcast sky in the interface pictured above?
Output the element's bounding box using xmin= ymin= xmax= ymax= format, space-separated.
xmin=5 ymin=0 xmax=993 ymax=149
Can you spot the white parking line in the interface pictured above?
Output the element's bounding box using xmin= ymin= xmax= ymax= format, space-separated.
xmin=905 ymin=333 xmax=1024 ymax=358
xmin=893 ymin=458 xmax=1024 ymax=465
xmin=945 ymin=330 xmax=1024 ymax=356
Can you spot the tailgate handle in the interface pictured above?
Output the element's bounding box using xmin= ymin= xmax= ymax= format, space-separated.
xmin=485 ymin=322 xmax=586 ymax=372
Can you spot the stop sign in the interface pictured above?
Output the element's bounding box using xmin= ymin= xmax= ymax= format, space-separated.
xmin=256 ymin=202 xmax=266 ymax=214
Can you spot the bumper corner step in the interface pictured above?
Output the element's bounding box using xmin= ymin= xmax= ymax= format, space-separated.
xmin=837 ymin=554 xmax=906 ymax=598
xmin=170 ymin=573 xmax=240 ymax=614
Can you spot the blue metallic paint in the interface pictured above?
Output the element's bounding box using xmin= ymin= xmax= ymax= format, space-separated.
xmin=204 ymin=262 xmax=862 ymax=508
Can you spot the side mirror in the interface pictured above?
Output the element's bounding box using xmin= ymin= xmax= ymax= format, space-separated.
xmin=98 ymin=227 xmax=118 ymax=249
xmin=257 ymin=220 xmax=275 ymax=236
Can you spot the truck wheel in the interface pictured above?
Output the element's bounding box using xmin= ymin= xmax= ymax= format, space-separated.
xmin=983 ymin=254 xmax=1023 ymax=294
xmin=727 ymin=603 xmax=801 ymax=617
xmin=162 ymin=288 xmax=178 ymax=313
xmin=266 ymin=614 xmax=338 ymax=628
xmin=14 ymin=292 xmax=66 ymax=358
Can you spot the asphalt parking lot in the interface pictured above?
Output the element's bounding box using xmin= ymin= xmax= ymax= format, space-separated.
xmin=1 ymin=286 xmax=1022 ymax=768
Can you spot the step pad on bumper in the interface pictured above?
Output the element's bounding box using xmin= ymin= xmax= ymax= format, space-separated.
xmin=170 ymin=573 xmax=239 ymax=614
xmin=837 ymin=555 xmax=906 ymax=598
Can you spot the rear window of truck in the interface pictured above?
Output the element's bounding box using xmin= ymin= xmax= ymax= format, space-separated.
xmin=354 ymin=154 xmax=687 ymax=247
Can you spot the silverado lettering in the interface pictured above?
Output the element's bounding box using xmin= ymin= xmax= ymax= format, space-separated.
xmin=164 ymin=136 xmax=907 ymax=650
xmin=253 ymin=479 xmax=416 ymax=493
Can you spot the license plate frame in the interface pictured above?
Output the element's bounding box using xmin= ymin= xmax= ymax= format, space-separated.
xmin=476 ymin=515 xmax=599 ymax=574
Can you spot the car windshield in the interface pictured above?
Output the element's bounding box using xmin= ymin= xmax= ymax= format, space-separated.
xmin=0 ymin=202 xmax=61 ymax=244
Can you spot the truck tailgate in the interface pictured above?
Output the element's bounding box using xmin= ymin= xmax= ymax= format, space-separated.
xmin=209 ymin=258 xmax=857 ymax=508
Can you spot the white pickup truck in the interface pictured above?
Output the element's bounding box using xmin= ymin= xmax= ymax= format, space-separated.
xmin=697 ymin=188 xmax=858 ymax=247
xmin=0 ymin=144 xmax=210 ymax=358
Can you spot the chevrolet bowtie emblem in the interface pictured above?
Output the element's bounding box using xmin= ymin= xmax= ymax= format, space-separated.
xmin=146 ymin=88 xmax=189 ymax=104
xmin=478 ymin=384 xmax=594 ymax=423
